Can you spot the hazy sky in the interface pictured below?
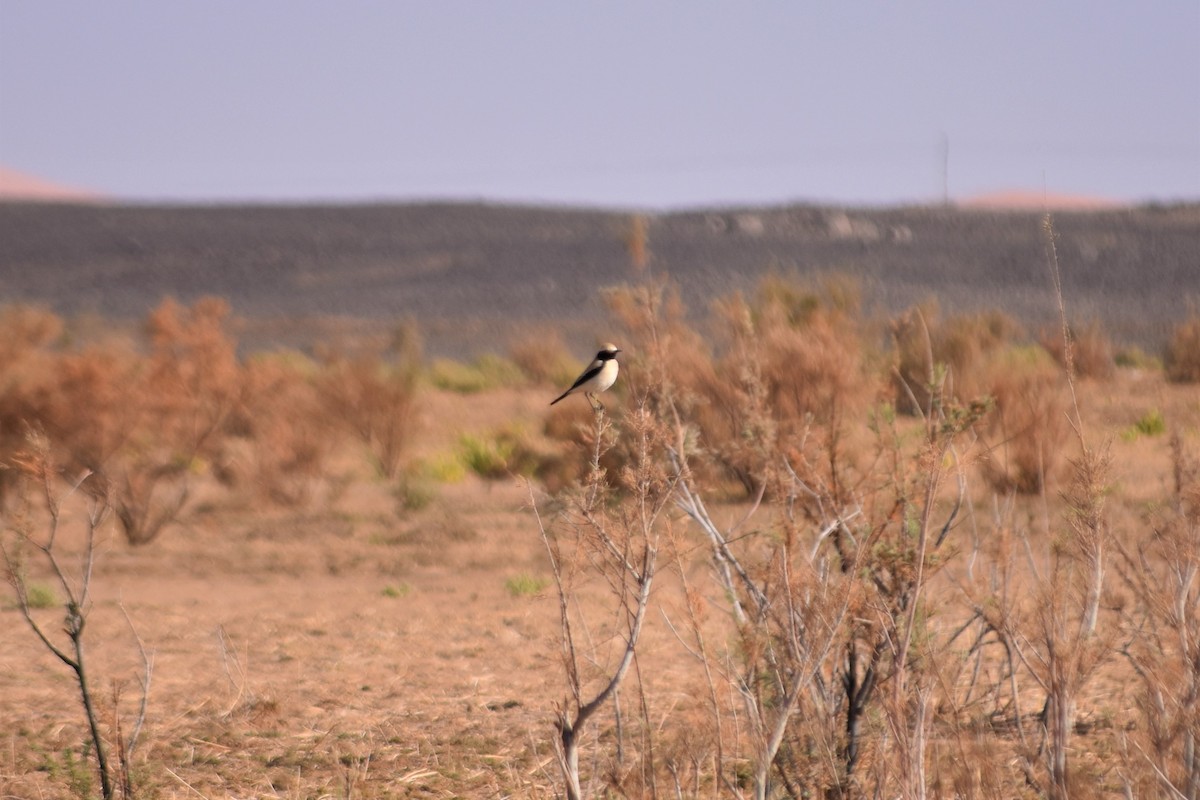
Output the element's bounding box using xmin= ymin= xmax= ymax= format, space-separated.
xmin=1 ymin=2 xmax=1197 ymax=208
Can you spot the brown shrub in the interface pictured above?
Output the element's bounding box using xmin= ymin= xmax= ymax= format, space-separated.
xmin=23 ymin=298 xmax=243 ymax=544
xmin=0 ymin=305 xmax=64 ymax=506
xmin=315 ymin=328 xmax=420 ymax=479
xmin=1164 ymin=313 xmax=1200 ymax=383
xmin=508 ymin=329 xmax=577 ymax=386
xmin=602 ymin=274 xmax=877 ymax=497
xmin=223 ymin=353 xmax=337 ymax=504
xmin=1039 ymin=319 xmax=1115 ymax=380
xmin=117 ymin=298 xmax=241 ymax=543
xmin=0 ymin=304 xmax=62 ymax=362
xmin=892 ymin=304 xmax=1022 ymax=414
xmin=979 ymin=346 xmax=1072 ymax=494
xmin=1115 ymin=435 xmax=1200 ymax=796
xmin=33 ymin=344 xmax=142 ymax=471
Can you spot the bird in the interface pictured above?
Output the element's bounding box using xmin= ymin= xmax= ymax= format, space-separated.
xmin=550 ymin=343 xmax=621 ymax=411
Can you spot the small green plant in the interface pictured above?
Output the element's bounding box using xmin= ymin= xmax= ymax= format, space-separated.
xmin=505 ymin=573 xmax=549 ymax=597
xmin=381 ymin=583 xmax=412 ymax=599
xmin=40 ymin=747 xmax=95 ymax=799
xmin=459 ymin=427 xmax=539 ymax=480
xmin=24 ymin=581 xmax=57 ymax=609
xmin=395 ymin=476 xmax=436 ymax=511
xmin=429 ymin=354 xmax=524 ymax=393
xmin=419 ymin=454 xmax=467 ymax=484
xmin=459 ymin=433 xmax=514 ymax=478
xmin=1114 ymin=345 xmax=1162 ymax=371
xmin=1122 ymin=408 xmax=1167 ymax=441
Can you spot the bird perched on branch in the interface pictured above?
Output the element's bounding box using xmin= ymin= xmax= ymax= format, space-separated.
xmin=550 ymin=343 xmax=621 ymax=411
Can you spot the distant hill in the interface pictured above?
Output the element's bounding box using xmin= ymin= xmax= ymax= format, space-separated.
xmin=0 ymin=200 xmax=1196 ymax=357
xmin=0 ymin=166 xmax=102 ymax=203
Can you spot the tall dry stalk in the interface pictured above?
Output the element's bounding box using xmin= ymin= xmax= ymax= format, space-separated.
xmin=533 ymin=401 xmax=677 ymax=800
xmin=986 ymin=214 xmax=1113 ymax=798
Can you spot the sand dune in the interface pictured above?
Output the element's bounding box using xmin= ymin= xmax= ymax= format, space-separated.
xmin=0 ymin=165 xmax=101 ymax=202
xmin=958 ymin=189 xmax=1123 ymax=211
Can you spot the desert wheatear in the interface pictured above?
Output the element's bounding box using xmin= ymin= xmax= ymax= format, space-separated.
xmin=550 ymin=343 xmax=621 ymax=411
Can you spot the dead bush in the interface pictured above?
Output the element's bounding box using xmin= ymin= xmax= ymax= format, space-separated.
xmin=223 ymin=353 xmax=337 ymax=504
xmin=0 ymin=305 xmax=64 ymax=506
xmin=315 ymin=327 xmax=420 ymax=479
xmin=892 ymin=304 xmax=1022 ymax=414
xmin=979 ymin=346 xmax=1072 ymax=494
xmin=604 ymin=274 xmax=877 ymax=497
xmin=31 ymin=298 xmax=241 ymax=545
xmin=509 ymin=329 xmax=578 ymax=386
xmin=1039 ymin=319 xmax=1115 ymax=380
xmin=1164 ymin=313 xmax=1200 ymax=383
xmin=1116 ymin=434 xmax=1200 ymax=797
xmin=596 ymin=272 xmax=991 ymax=797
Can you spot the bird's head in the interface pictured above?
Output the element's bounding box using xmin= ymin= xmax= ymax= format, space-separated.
xmin=597 ymin=343 xmax=621 ymax=360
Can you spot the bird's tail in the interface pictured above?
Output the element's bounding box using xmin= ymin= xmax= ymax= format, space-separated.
xmin=549 ymin=390 xmax=570 ymax=406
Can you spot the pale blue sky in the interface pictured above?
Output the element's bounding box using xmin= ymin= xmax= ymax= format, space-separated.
xmin=1 ymin=2 xmax=1197 ymax=208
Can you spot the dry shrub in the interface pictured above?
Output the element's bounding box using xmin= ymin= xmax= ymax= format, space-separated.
xmin=123 ymin=298 xmax=240 ymax=543
xmin=0 ymin=304 xmax=62 ymax=361
xmin=752 ymin=272 xmax=871 ymax=424
xmin=890 ymin=307 xmax=1067 ymax=494
xmin=22 ymin=298 xmax=242 ymax=544
xmin=1116 ymin=434 xmax=1200 ymax=797
xmin=979 ymin=346 xmax=1072 ymax=494
xmin=603 ymin=274 xmax=876 ymax=496
xmin=541 ymin=395 xmax=648 ymax=494
xmin=508 ymin=329 xmax=578 ymax=386
xmin=1039 ymin=319 xmax=1115 ymax=380
xmin=315 ymin=326 xmax=420 ymax=479
xmin=223 ymin=353 xmax=337 ymax=504
xmin=0 ymin=305 xmax=64 ymax=506
xmin=892 ymin=304 xmax=1022 ymax=414
xmin=1164 ymin=313 xmax=1200 ymax=383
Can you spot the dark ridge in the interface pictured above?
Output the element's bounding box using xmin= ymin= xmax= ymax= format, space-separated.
xmin=1 ymin=200 xmax=1196 ymax=357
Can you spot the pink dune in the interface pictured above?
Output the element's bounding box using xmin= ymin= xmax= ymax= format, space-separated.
xmin=957 ymin=189 xmax=1123 ymax=211
xmin=0 ymin=166 xmax=102 ymax=202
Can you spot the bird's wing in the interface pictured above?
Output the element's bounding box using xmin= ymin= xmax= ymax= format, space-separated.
xmin=550 ymin=360 xmax=603 ymax=405
xmin=565 ymin=360 xmax=604 ymax=392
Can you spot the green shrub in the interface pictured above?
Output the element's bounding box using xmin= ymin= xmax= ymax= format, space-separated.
xmin=459 ymin=427 xmax=540 ymax=480
xmin=1123 ymin=409 xmax=1167 ymax=441
xmin=459 ymin=433 xmax=511 ymax=478
xmin=395 ymin=476 xmax=436 ymax=511
xmin=429 ymin=354 xmax=524 ymax=393
xmin=24 ymin=582 xmax=58 ymax=609
xmin=418 ymin=454 xmax=467 ymax=484
xmin=1115 ymin=346 xmax=1161 ymax=371
xmin=505 ymin=574 xmax=550 ymax=597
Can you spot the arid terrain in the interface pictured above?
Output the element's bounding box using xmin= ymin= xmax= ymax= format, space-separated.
xmin=2 ymin=200 xmax=1199 ymax=798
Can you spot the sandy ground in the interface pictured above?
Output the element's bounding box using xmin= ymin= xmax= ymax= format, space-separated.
xmin=2 ymin=375 xmax=1198 ymax=798
xmin=2 ymin=389 xmax=577 ymax=798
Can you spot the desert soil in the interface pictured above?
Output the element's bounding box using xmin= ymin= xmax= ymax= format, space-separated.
xmin=2 ymin=388 xmax=580 ymax=799
xmin=2 ymin=371 xmax=1198 ymax=798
